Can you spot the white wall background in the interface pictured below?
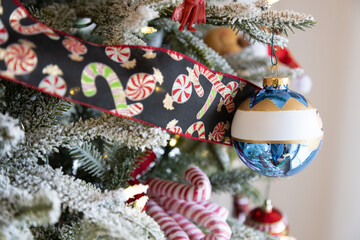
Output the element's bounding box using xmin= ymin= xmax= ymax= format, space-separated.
xmin=272 ymin=0 xmax=360 ymax=239
xmin=212 ymin=0 xmax=360 ymax=239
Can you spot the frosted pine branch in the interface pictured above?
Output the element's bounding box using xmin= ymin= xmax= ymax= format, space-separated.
xmin=0 ymin=113 xmax=24 ymax=156
xmin=261 ymin=10 xmax=316 ymax=31
xmin=0 ymin=174 xmax=61 ymax=240
xmin=228 ymin=218 xmax=279 ymax=240
xmin=0 ymin=159 xmax=165 ymax=240
xmin=10 ymin=113 xmax=169 ymax=159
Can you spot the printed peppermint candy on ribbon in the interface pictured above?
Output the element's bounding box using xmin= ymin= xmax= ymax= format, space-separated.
xmin=0 ymin=39 xmax=37 ymax=78
xmin=105 ymin=46 xmax=137 ymax=69
xmin=62 ymin=37 xmax=88 ymax=61
xmin=0 ymin=0 xmax=259 ymax=146
xmin=0 ymin=19 xmax=8 ymax=45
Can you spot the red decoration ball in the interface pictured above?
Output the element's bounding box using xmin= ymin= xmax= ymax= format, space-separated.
xmin=244 ymin=200 xmax=289 ymax=236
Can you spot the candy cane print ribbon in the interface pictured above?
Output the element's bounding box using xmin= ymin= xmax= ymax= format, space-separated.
xmin=0 ymin=0 xmax=260 ymax=146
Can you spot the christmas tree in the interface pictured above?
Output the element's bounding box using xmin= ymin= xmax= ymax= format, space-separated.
xmin=0 ymin=0 xmax=318 ymax=239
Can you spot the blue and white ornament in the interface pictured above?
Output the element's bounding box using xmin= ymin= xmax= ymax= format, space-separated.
xmin=231 ymin=77 xmax=323 ymax=177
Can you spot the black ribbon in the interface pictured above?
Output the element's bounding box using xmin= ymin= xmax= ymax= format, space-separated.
xmin=0 ymin=0 xmax=259 ymax=145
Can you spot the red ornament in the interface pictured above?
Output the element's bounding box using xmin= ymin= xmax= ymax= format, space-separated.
xmin=245 ymin=200 xmax=289 ymax=236
xmin=171 ymin=0 xmax=206 ymax=32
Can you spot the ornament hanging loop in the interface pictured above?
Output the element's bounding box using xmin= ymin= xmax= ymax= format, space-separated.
xmin=270 ymin=25 xmax=279 ymax=77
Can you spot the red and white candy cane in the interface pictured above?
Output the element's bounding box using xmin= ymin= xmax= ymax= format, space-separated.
xmin=0 ymin=20 xmax=8 ymax=45
xmin=147 ymin=200 xmax=190 ymax=240
xmin=167 ymin=210 xmax=205 ymax=240
xmin=147 ymin=166 xmax=211 ymax=202
xmin=172 ymin=74 xmax=193 ymax=104
xmin=62 ymin=37 xmax=88 ymax=61
xmin=105 ymin=46 xmax=136 ymax=69
xmin=199 ymin=201 xmax=229 ymax=221
xmin=159 ymin=196 xmax=232 ymax=240
xmin=223 ymin=82 xmax=239 ymax=113
xmin=127 ymin=103 xmax=144 ymax=117
xmin=172 ymin=126 xmax=183 ymax=135
xmin=194 ymin=64 xmax=226 ymax=97
xmin=126 ymin=73 xmax=156 ymax=101
xmin=38 ymin=75 xmax=67 ymax=97
xmin=185 ymin=121 xmax=206 ymax=139
xmin=10 ymin=7 xmax=59 ymax=40
xmin=3 ymin=42 xmax=37 ymax=76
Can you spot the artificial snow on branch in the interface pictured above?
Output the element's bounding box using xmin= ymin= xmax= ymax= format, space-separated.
xmin=0 ymin=158 xmax=165 ymax=240
xmin=228 ymin=218 xmax=280 ymax=240
xmin=0 ymin=113 xmax=24 ymax=157
xmin=10 ymin=113 xmax=169 ymax=160
xmin=0 ymin=174 xmax=61 ymax=240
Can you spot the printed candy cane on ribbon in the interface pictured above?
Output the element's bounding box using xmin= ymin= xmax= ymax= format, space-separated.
xmin=0 ymin=20 xmax=8 ymax=45
xmin=159 ymin=196 xmax=232 ymax=240
xmin=166 ymin=119 xmax=183 ymax=134
xmin=105 ymin=46 xmax=136 ymax=69
xmin=222 ymin=82 xmax=239 ymax=113
xmin=62 ymin=37 xmax=88 ymax=61
xmin=199 ymin=201 xmax=229 ymax=221
xmin=196 ymin=85 xmax=217 ymax=120
xmin=196 ymin=74 xmax=239 ymax=119
xmin=185 ymin=121 xmax=206 ymax=139
xmin=9 ymin=7 xmax=59 ymax=40
xmin=167 ymin=210 xmax=206 ymax=240
xmin=0 ymin=40 xmax=37 ymax=77
xmin=147 ymin=166 xmax=211 ymax=202
xmin=194 ymin=64 xmax=226 ymax=97
xmin=81 ymin=62 xmax=130 ymax=116
xmin=127 ymin=103 xmax=143 ymax=117
xmin=147 ymin=200 xmax=190 ymax=240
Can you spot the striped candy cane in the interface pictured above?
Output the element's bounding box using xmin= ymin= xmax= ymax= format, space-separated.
xmin=167 ymin=210 xmax=205 ymax=240
xmin=196 ymin=86 xmax=217 ymax=119
xmin=199 ymin=201 xmax=229 ymax=221
xmin=185 ymin=121 xmax=206 ymax=139
xmin=147 ymin=167 xmax=211 ymax=202
xmin=223 ymin=82 xmax=239 ymax=113
xmin=0 ymin=19 xmax=8 ymax=45
xmin=159 ymin=196 xmax=232 ymax=240
xmin=194 ymin=64 xmax=226 ymax=98
xmin=147 ymin=200 xmax=190 ymax=240
xmin=81 ymin=63 xmax=129 ymax=114
xmin=9 ymin=7 xmax=59 ymax=40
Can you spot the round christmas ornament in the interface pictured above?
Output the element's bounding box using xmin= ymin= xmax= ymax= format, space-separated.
xmin=231 ymin=76 xmax=323 ymax=177
xmin=245 ymin=200 xmax=288 ymax=236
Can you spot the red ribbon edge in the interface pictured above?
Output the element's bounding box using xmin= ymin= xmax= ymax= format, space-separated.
xmin=2 ymin=0 xmax=261 ymax=146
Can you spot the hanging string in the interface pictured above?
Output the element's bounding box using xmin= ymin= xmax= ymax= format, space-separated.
xmin=265 ymin=178 xmax=272 ymax=201
xmin=270 ymin=25 xmax=279 ymax=77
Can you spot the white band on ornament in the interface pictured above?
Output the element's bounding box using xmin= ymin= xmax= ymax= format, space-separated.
xmin=231 ymin=109 xmax=323 ymax=143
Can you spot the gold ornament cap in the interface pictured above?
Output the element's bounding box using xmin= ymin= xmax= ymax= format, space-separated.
xmin=263 ymin=76 xmax=289 ymax=90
